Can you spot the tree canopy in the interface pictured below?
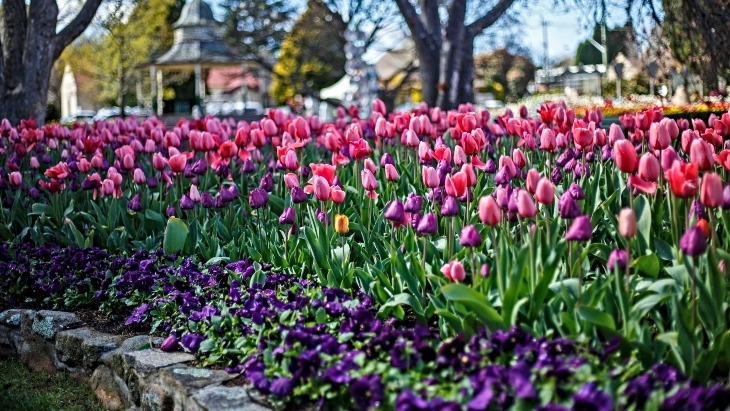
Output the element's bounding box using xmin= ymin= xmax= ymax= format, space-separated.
xmin=574 ymin=23 xmax=634 ymax=65
xmin=475 ymin=48 xmax=535 ymax=103
xmin=271 ymin=0 xmax=347 ymax=105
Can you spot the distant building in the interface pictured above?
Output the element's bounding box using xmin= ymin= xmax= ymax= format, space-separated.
xmin=59 ymin=65 xmax=98 ymax=117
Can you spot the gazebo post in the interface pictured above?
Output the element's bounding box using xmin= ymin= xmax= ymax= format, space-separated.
xmin=194 ymin=64 xmax=202 ymax=114
xmin=156 ymin=69 xmax=164 ymax=116
xmin=150 ymin=66 xmax=156 ymax=113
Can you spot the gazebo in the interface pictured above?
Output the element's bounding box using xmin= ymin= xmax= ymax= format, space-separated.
xmin=149 ymin=0 xmax=245 ymax=116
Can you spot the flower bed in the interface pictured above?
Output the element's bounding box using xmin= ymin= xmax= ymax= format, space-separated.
xmin=2 ymin=100 xmax=730 ymax=408
xmin=2 ymin=243 xmax=729 ymax=410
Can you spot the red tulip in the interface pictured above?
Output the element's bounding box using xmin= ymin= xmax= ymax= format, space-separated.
xmin=717 ymin=149 xmax=730 ymax=171
xmin=168 ymin=154 xmax=187 ymax=173
xmin=614 ymin=139 xmax=638 ymax=173
xmin=349 ymin=139 xmax=371 ymax=160
xmin=310 ymin=163 xmax=336 ymax=185
xmin=700 ymin=172 xmax=723 ymax=208
xmin=219 ymin=140 xmax=237 ymax=159
xmin=666 ymin=161 xmax=699 ymax=198
xmin=445 ymin=172 xmax=467 ymax=198
xmin=45 ymin=162 xmax=72 ymax=180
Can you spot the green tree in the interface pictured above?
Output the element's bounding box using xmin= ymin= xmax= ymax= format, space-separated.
xmin=271 ymin=0 xmax=346 ymax=105
xmin=475 ymin=48 xmax=535 ymax=103
xmin=575 ymin=23 xmax=633 ymax=65
xmin=58 ymin=0 xmax=184 ymax=114
xmin=220 ymin=0 xmax=297 ymax=73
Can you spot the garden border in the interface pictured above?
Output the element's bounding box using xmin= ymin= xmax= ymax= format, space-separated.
xmin=0 ymin=309 xmax=272 ymax=411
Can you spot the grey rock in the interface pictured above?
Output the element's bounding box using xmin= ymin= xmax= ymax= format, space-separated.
xmin=56 ymin=327 xmax=125 ymax=368
xmin=192 ymin=386 xmax=272 ymax=411
xmin=32 ymin=310 xmax=81 ymax=339
xmin=90 ymin=365 xmax=128 ymax=410
xmin=140 ymin=383 xmax=172 ymax=411
xmin=158 ymin=365 xmax=238 ymax=410
xmin=123 ymin=350 xmax=195 ymax=376
xmin=0 ymin=309 xmax=33 ymax=327
xmin=102 ymin=336 xmax=163 ymax=373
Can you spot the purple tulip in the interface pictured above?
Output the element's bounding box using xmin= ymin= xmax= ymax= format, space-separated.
xmin=147 ymin=176 xmax=158 ymax=189
xmin=384 ymin=200 xmax=405 ymax=222
xmin=607 ymin=249 xmax=628 ymax=271
xmin=441 ymin=196 xmax=459 ymax=217
xmin=259 ymin=173 xmax=274 ymax=192
xmin=279 ymin=207 xmax=296 ymax=225
xmin=680 ymin=226 xmax=707 ymax=256
xmin=291 ymin=187 xmax=308 ymax=204
xmin=569 ymin=183 xmax=585 ymax=200
xmin=484 ymin=159 xmax=497 ymax=174
xmin=166 ymin=205 xmax=177 ymax=218
xmin=128 ymin=193 xmax=143 ymax=212
xmin=460 ymin=225 xmax=482 ymax=247
xmin=316 ymin=208 xmax=330 ymax=225
xmin=723 ymin=184 xmax=730 ymax=210
xmin=416 ymin=213 xmax=438 ymax=236
xmin=220 ymin=185 xmax=236 ymax=203
xmin=380 ymin=153 xmax=394 ymax=167
xmin=404 ymin=193 xmax=423 ymax=213
xmin=180 ymin=194 xmax=195 ymax=210
xmin=565 ymin=215 xmax=592 ymax=242
xmin=551 ymin=167 xmax=563 ymax=184
xmin=249 ymin=188 xmax=269 ymax=209
xmin=558 ymin=191 xmax=580 ymax=219
xmin=201 ymin=192 xmax=215 ymax=208
xmin=410 ymin=212 xmax=422 ymax=230
xmin=160 ymin=335 xmax=179 ymax=352
xmin=192 ymin=160 xmax=207 ymax=175
xmin=242 ymin=159 xmax=256 ymax=174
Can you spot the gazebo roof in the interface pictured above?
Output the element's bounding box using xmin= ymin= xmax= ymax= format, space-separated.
xmin=151 ymin=0 xmax=243 ymax=68
xmin=173 ymin=0 xmax=217 ymax=29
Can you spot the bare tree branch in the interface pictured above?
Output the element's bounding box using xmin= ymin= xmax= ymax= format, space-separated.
xmin=394 ymin=0 xmax=437 ymax=52
xmin=467 ymin=0 xmax=516 ymax=34
xmin=53 ymin=0 xmax=105 ymax=61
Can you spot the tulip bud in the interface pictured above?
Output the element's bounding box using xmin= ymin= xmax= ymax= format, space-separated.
xmin=607 ymin=249 xmax=628 ymax=271
xmin=680 ymin=226 xmax=707 ymax=256
xmin=565 ymin=215 xmax=592 ymax=242
xmin=459 ymin=225 xmax=482 ymax=247
xmin=700 ymin=172 xmax=723 ymax=208
xmin=385 ymin=164 xmax=399 ymax=182
xmin=618 ymin=208 xmax=637 ymax=238
xmin=535 ymin=178 xmax=555 ymax=205
xmin=450 ymin=261 xmax=466 ymax=282
xmin=516 ymin=190 xmax=537 ymax=218
xmin=384 ymin=200 xmax=405 ymax=222
xmin=334 ymin=214 xmax=349 ymax=235
xmin=279 ymin=207 xmax=296 ymax=225
xmin=416 ymin=213 xmax=438 ymax=236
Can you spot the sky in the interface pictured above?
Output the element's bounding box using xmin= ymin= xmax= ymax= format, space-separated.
xmin=59 ymin=0 xmax=655 ymax=66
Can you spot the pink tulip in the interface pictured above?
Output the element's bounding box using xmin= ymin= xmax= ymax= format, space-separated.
xmin=330 ymin=185 xmax=346 ymax=204
xmin=608 ymin=123 xmax=625 ymax=146
xmin=535 ymin=178 xmax=555 ymax=205
xmin=526 ymin=169 xmax=540 ymax=193
xmin=284 ymin=173 xmax=299 ymax=189
xmin=8 ymin=171 xmax=22 ymax=187
xmin=168 ymin=154 xmax=186 ymax=173
xmin=689 ymin=138 xmax=714 ymax=171
xmin=453 ymin=145 xmax=467 ymax=166
xmin=313 ymin=176 xmax=331 ymax=201
xmin=364 ymin=158 xmax=377 ymax=175
xmin=700 ymin=172 xmax=723 ymax=208
xmin=517 ymin=190 xmax=537 ymax=218
xmin=478 ymin=195 xmax=501 ymax=226
xmin=133 ymin=169 xmax=146 ymax=185
xmin=422 ymin=166 xmax=439 ymax=189
xmin=649 ymin=122 xmax=671 ymax=150
xmin=189 ymin=185 xmax=201 ymax=202
xmin=445 ymin=172 xmax=467 ymax=198
xmin=405 ymin=129 xmax=419 ymax=147
xmin=385 ymin=164 xmax=399 ymax=182
xmin=461 ymin=163 xmax=477 ymax=186
xmin=145 ymin=139 xmax=156 ymax=154
xmin=661 ymin=147 xmax=678 ymax=171
xmin=638 ymin=153 xmax=660 ymax=182
xmin=361 ymin=169 xmax=378 ymax=191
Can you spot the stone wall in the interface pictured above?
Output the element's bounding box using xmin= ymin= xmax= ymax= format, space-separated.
xmin=0 ymin=309 xmax=271 ymax=411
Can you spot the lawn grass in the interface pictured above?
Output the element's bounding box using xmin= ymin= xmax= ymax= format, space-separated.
xmin=0 ymin=356 xmax=103 ymax=411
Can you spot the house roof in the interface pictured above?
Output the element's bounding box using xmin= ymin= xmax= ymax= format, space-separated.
xmin=154 ymin=41 xmax=241 ymax=67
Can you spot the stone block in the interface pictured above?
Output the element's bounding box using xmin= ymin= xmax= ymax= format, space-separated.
xmin=56 ymin=327 xmax=125 ymax=368
xmin=91 ymin=365 xmax=128 ymax=410
xmin=140 ymin=383 xmax=173 ymax=411
xmin=191 ymin=386 xmax=272 ymax=411
xmin=32 ymin=310 xmax=81 ymax=339
xmin=0 ymin=309 xmax=32 ymax=327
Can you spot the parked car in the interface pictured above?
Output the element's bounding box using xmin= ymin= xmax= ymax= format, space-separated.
xmin=59 ymin=110 xmax=96 ymax=125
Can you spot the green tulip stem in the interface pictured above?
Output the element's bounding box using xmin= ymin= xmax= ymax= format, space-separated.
xmin=341 ymin=234 xmax=345 ymax=277
xmin=625 ymin=237 xmax=631 ymax=293
xmin=470 ymin=247 xmax=477 ymax=284
xmin=709 ymin=211 xmax=719 ymax=261
xmin=422 ymin=237 xmax=427 ymax=275
xmin=490 ymin=229 xmax=503 ymax=300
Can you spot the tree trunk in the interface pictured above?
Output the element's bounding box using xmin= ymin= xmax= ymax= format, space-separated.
xmin=437 ymin=0 xmax=466 ymax=110
xmin=417 ymin=43 xmax=440 ymax=108
xmin=456 ymin=35 xmax=475 ymax=106
xmin=0 ymin=0 xmax=103 ymax=125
